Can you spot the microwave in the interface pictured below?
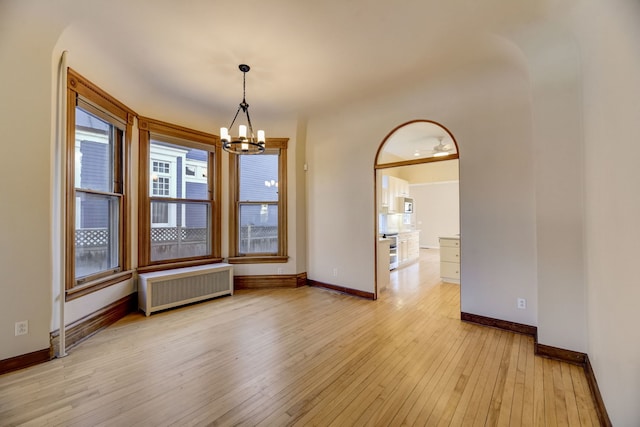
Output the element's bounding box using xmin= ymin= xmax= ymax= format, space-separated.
xmin=399 ymin=197 xmax=414 ymax=214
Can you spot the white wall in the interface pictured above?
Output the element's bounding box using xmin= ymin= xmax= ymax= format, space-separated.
xmin=0 ymin=2 xmax=66 ymax=360
xmin=307 ymin=37 xmax=539 ymax=327
xmin=509 ymin=21 xmax=588 ymax=353
xmin=411 ymin=181 xmax=460 ymax=248
xmin=570 ymin=1 xmax=640 ymax=424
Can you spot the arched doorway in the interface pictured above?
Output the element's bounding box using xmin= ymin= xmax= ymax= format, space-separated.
xmin=374 ymin=120 xmax=460 ymax=298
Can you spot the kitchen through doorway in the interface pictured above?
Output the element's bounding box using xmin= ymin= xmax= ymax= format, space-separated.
xmin=374 ymin=120 xmax=460 ymax=299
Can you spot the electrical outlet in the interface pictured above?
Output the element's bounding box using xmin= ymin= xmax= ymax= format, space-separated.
xmin=333 ymin=268 xmax=338 ymax=277
xmin=15 ymin=320 xmax=28 ymax=336
xmin=277 ymin=267 xmax=283 ymax=274
xmin=517 ymin=298 xmax=526 ymax=310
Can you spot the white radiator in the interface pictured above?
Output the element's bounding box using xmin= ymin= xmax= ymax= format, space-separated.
xmin=138 ymin=263 xmax=233 ymax=316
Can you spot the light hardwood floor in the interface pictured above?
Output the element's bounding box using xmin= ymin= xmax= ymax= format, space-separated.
xmin=0 ymin=249 xmax=599 ymax=426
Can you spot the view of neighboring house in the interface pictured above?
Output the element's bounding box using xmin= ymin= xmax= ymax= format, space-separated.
xmin=74 ymin=107 xmax=279 ymax=275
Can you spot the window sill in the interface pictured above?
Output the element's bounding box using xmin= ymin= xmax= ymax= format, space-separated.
xmin=227 ymin=256 xmax=289 ymax=264
xmin=66 ymin=270 xmax=134 ymax=301
xmin=137 ymin=258 xmax=224 ymax=274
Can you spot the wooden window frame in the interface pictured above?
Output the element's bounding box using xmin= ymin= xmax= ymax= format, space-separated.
xmin=137 ymin=117 xmax=222 ymax=273
xmin=65 ymin=69 xmax=135 ymax=300
xmin=228 ymin=138 xmax=289 ymax=264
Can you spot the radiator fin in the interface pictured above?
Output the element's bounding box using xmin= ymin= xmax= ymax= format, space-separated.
xmin=151 ymin=271 xmax=231 ymax=307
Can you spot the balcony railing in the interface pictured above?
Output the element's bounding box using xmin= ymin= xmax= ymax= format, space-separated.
xmin=75 ymin=225 xmax=279 ymax=260
xmin=76 ymin=227 xmax=209 ymax=246
xmin=239 ymin=225 xmax=278 ymax=253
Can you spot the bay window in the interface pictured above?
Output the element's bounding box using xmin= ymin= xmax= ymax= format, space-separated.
xmin=65 ymin=69 xmax=134 ymax=298
xmin=229 ymin=138 xmax=288 ymax=263
xmin=138 ymin=117 xmax=221 ymax=270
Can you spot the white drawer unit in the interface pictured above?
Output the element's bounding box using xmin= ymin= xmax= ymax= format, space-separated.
xmin=440 ymin=246 xmax=460 ymax=263
xmin=440 ymin=261 xmax=460 ymax=282
xmin=439 ymin=237 xmax=460 ymax=283
xmin=439 ymin=237 xmax=460 ymax=248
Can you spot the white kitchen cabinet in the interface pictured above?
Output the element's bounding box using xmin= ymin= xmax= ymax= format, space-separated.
xmin=398 ymin=178 xmax=410 ymax=198
xmin=388 ymin=176 xmax=400 ymax=212
xmin=380 ymin=175 xmax=410 ymax=213
xmin=377 ymin=238 xmax=391 ymax=290
xmin=378 ymin=174 xmax=389 ymax=213
xmin=439 ymin=236 xmax=460 ymax=283
xmin=408 ymin=232 xmax=420 ymax=260
xmin=398 ymin=233 xmax=408 ymax=264
xmin=398 ymin=230 xmax=420 ymax=267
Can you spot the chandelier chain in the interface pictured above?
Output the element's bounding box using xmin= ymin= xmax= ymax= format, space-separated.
xmin=227 ymin=69 xmax=254 ymax=137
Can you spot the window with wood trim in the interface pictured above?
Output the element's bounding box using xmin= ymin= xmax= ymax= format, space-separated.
xmin=229 ymin=139 xmax=288 ymax=263
xmin=138 ymin=117 xmax=221 ymax=270
xmin=65 ymin=69 xmax=134 ymax=298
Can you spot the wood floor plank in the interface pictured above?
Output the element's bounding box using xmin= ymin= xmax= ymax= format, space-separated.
xmin=474 ymin=331 xmax=513 ymax=426
xmin=305 ymin=308 xmax=458 ymax=426
xmin=433 ymin=325 xmax=484 ymax=427
xmin=276 ymin=300 xmax=440 ymax=426
xmin=569 ymin=363 xmax=597 ymax=427
xmin=391 ymin=322 xmax=467 ymax=425
xmin=447 ymin=327 xmax=498 ymax=425
xmin=510 ymin=334 xmax=529 ymax=426
xmin=543 ymin=358 xmax=560 ymax=425
xmin=561 ymin=361 xmax=582 ymax=427
xmin=534 ymin=352 xmax=548 ymax=426
xmin=384 ymin=322 xmax=467 ymax=425
xmin=496 ymin=333 xmax=521 ymax=426
xmin=413 ymin=325 xmax=478 ymax=425
xmin=520 ymin=335 xmax=536 ymax=426
xmin=461 ymin=328 xmax=506 ymax=425
xmin=0 ymin=249 xmax=601 ymax=426
xmin=551 ymin=359 xmax=570 ymax=426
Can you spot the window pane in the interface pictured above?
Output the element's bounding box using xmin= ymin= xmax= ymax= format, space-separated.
xmin=150 ymin=201 xmax=211 ymax=261
xmin=75 ymin=106 xmax=118 ymax=192
xmin=151 ymin=200 xmax=169 ymax=224
xmin=152 ymin=176 xmax=170 ymax=196
xmin=150 ymin=140 xmax=208 ymax=200
xmin=239 ymin=154 xmax=278 ymax=202
xmin=75 ymin=192 xmax=120 ymax=279
xmin=239 ymin=203 xmax=278 ymax=254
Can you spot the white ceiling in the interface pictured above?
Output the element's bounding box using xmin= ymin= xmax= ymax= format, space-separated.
xmin=379 ymin=121 xmax=457 ymax=163
xmin=20 ymin=0 xmax=551 ymax=116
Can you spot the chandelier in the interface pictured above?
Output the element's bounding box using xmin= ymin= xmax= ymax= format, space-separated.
xmin=220 ymin=64 xmax=265 ymax=154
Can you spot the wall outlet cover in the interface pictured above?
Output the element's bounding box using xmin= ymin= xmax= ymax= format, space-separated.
xmin=15 ymin=320 xmax=28 ymax=336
